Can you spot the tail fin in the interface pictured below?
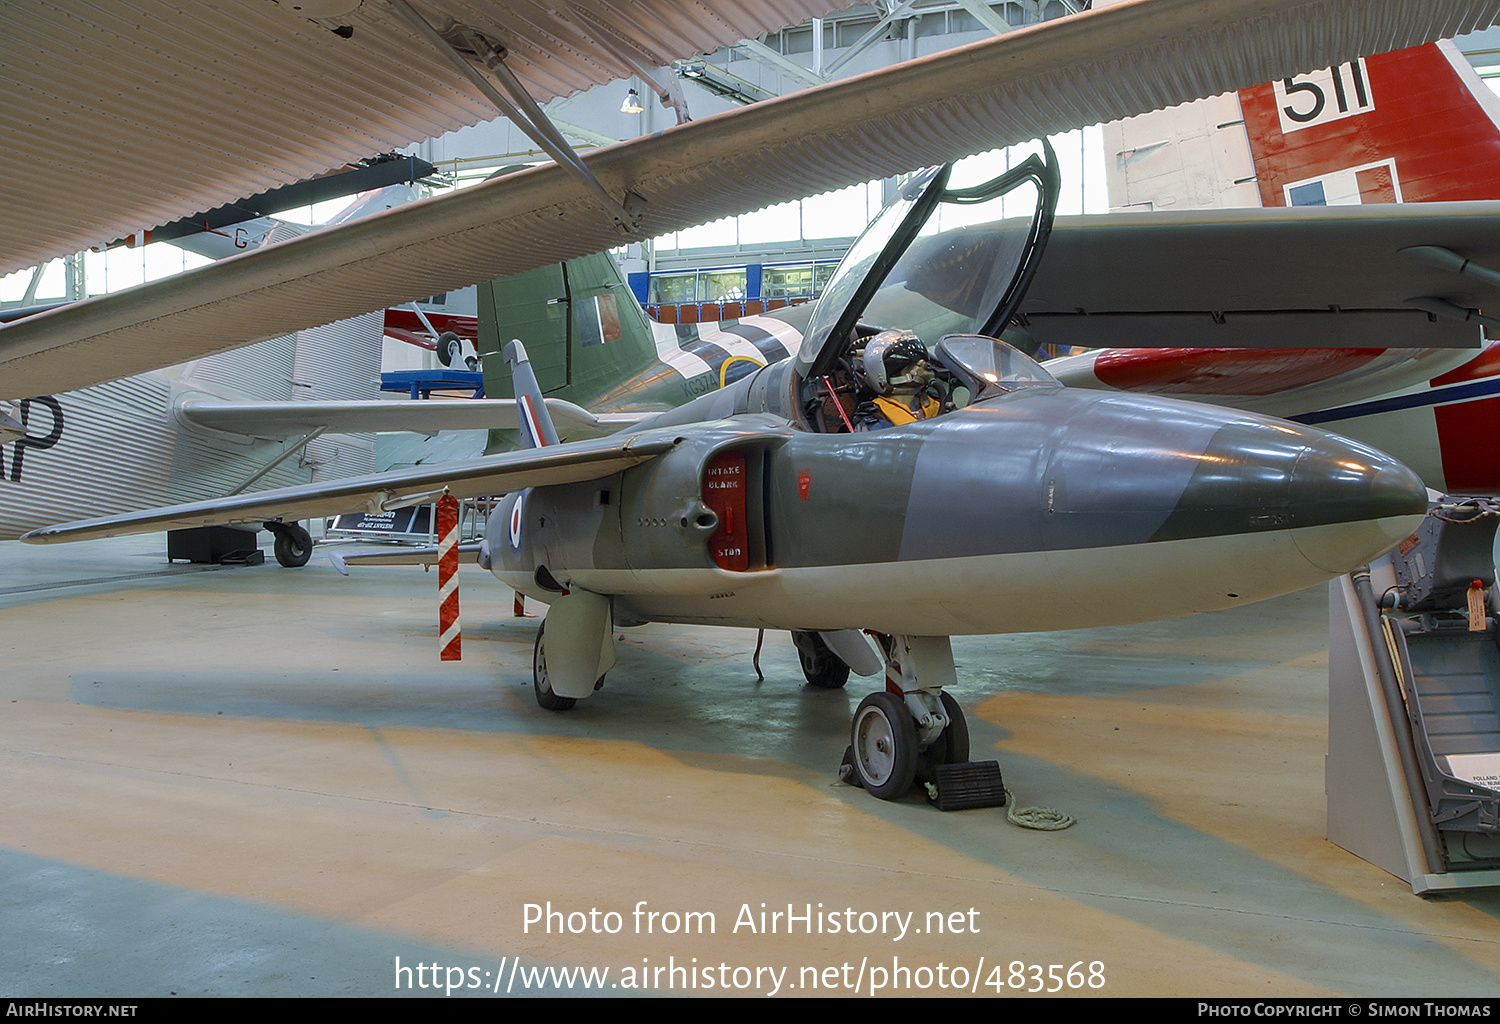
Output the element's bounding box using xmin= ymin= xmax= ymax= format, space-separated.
xmin=180 ymin=315 xmax=384 ymax=406
xmin=478 ymin=249 xmax=663 ymax=411
xmin=1106 ymin=40 xmax=1500 ymax=211
xmin=172 ymin=184 xmax=404 ymax=403
xmin=501 ymin=340 xmax=560 ymax=449
xmin=1237 ymin=39 xmax=1500 ymax=206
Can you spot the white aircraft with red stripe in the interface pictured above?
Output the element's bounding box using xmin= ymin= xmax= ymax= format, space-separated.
xmin=1045 ymin=39 xmax=1500 ymax=493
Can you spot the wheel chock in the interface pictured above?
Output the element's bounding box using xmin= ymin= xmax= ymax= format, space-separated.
xmin=927 ymin=760 xmax=1006 ymax=811
xmin=838 ymin=745 xmax=862 ymax=788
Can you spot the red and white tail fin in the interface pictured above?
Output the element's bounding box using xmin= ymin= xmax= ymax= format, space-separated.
xmin=1238 ymin=40 xmax=1500 ymax=207
xmin=1105 ymin=40 xmax=1500 ymax=211
xmin=1060 ymin=38 xmax=1500 ymax=495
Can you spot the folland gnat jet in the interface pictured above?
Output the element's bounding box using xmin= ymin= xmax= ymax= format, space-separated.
xmin=22 ymin=148 xmax=1429 ymax=801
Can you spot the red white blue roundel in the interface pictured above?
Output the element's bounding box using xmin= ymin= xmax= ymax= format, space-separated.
xmin=509 ymin=492 xmax=526 ymax=551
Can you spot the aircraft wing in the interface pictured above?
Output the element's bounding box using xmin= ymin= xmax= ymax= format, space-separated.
xmin=6 ymin=0 xmax=1499 ymax=400
xmin=178 ymin=398 xmax=647 ymax=439
xmin=1 ymin=0 xmax=850 ymax=276
xmin=1020 ymin=202 xmax=1500 ymax=350
xmin=19 ymin=431 xmax=678 ymax=545
xmin=329 ymin=546 xmax=483 ymax=570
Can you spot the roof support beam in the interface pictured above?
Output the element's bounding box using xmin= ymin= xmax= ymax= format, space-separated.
xmin=822 ymin=0 xmax=923 ymax=78
xmin=562 ymin=7 xmax=693 ymax=124
xmin=951 ymin=0 xmax=1015 ymax=36
xmin=733 ymin=37 xmax=827 ymax=88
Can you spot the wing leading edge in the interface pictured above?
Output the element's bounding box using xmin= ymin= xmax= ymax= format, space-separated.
xmin=5 ymin=0 xmax=1499 ymax=400
xmin=19 ymin=431 xmax=678 ymax=545
xmin=177 ymin=397 xmax=646 ymax=439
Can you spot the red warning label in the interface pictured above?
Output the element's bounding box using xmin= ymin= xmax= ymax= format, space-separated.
xmin=704 ymin=450 xmax=749 ymax=571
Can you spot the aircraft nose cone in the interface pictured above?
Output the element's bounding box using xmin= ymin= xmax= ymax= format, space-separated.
xmin=884 ymin=391 xmax=1427 ymax=633
xmin=1293 ymin=434 xmax=1429 ymax=573
xmin=1151 ymin=415 xmax=1428 ymax=571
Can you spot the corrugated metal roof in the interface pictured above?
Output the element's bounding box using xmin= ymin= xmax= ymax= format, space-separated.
xmin=0 ymin=0 xmax=851 ymax=276
xmin=6 ymin=0 xmax=1500 ymax=400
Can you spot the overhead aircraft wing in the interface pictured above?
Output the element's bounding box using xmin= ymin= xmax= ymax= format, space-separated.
xmin=178 ymin=398 xmax=647 ymax=439
xmin=1019 ymin=201 xmax=1500 ymax=350
xmin=0 ymin=0 xmax=849 ymax=276
xmin=19 ymin=430 xmax=678 ymax=545
xmin=5 ymin=0 xmax=1499 ymax=399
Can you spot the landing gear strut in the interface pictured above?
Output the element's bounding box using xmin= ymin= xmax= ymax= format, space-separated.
xmin=844 ymin=634 xmax=975 ymax=801
xmin=920 ymin=690 xmax=970 ymax=774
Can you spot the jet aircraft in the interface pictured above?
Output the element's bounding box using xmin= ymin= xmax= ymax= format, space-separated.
xmin=21 ymin=149 xmax=1431 ymax=801
xmin=2 ymin=0 xmax=1488 ymax=802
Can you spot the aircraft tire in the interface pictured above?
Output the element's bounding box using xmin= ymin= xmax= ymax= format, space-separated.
xmin=792 ymin=631 xmax=850 ymax=689
xmin=273 ymin=523 xmax=312 ymax=568
xmin=436 ymin=331 xmax=462 ymax=368
xmin=532 ymin=621 xmax=576 ymax=711
xmin=850 ymin=691 xmax=917 ymax=800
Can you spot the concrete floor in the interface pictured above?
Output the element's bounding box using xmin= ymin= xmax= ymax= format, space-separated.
xmin=3 ymin=534 xmax=1499 ymax=998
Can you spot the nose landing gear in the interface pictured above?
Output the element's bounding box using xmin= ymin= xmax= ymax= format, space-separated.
xmin=841 ymin=634 xmax=1003 ymax=809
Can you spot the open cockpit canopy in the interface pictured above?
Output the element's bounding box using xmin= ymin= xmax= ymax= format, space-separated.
xmin=796 ymin=143 xmax=1059 ymax=383
xmin=794 ymin=145 xmax=1060 ymax=432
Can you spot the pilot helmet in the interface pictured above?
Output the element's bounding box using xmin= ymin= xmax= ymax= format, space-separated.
xmin=862 ymin=330 xmax=929 ymax=394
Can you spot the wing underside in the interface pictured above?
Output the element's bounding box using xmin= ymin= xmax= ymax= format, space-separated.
xmin=1021 ymin=203 xmax=1500 ymax=350
xmin=5 ymin=0 xmax=1499 ymax=399
xmin=0 ymin=0 xmax=852 ymax=277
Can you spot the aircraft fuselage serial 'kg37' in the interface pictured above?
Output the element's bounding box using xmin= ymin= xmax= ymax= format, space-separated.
xmin=23 ymin=149 xmax=1431 ymax=801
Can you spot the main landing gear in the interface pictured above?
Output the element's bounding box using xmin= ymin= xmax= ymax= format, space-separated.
xmin=524 ymin=615 xmax=995 ymax=805
xmin=529 ymin=592 xmax=614 ymax=711
xmin=532 ymin=620 xmax=576 ymax=711
xmin=792 ymin=630 xmax=850 ymax=689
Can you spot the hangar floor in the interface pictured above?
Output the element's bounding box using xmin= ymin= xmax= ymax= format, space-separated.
xmin=3 ymin=534 xmax=1500 ymax=998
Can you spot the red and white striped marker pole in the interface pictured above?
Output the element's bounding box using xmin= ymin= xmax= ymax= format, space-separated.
xmin=437 ymin=493 xmax=461 ymax=661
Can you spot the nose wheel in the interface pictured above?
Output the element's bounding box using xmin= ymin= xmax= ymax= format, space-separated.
xmin=850 ymin=692 xmax=918 ymax=799
xmin=846 ymin=688 xmax=971 ymax=799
